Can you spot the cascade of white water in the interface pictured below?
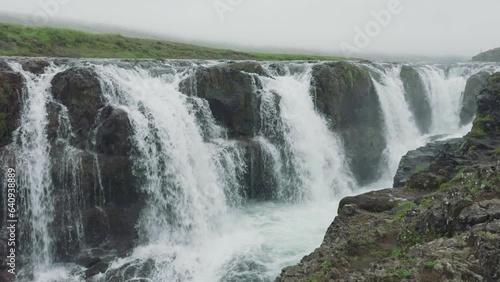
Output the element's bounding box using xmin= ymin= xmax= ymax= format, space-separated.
xmin=363 ymin=64 xmax=425 ymax=180
xmin=8 ymin=59 xmax=499 ymax=282
xmin=93 ymin=63 xmax=247 ymax=281
xmin=416 ymin=65 xmax=469 ymax=134
xmin=256 ymin=64 xmax=356 ymax=202
xmin=7 ymin=63 xmax=64 ymax=277
xmin=416 ymin=64 xmax=500 ymax=134
xmin=363 ymin=62 xmax=500 ymax=184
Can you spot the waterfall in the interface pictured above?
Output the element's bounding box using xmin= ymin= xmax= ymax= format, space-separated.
xmin=256 ymin=64 xmax=355 ymax=201
xmin=416 ymin=65 xmax=469 ymax=134
xmin=88 ymin=62 xmax=356 ymax=281
xmin=5 ymin=62 xmax=84 ymax=281
xmin=416 ymin=64 xmax=500 ymax=134
xmin=361 ymin=62 xmax=500 ymax=183
xmin=363 ymin=64 xmax=424 ymax=181
xmin=2 ymin=59 xmax=499 ymax=282
xmin=93 ymin=64 xmax=247 ymax=281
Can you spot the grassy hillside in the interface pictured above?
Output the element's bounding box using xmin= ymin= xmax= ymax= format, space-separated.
xmin=0 ymin=23 xmax=346 ymax=61
xmin=472 ymin=47 xmax=500 ymax=62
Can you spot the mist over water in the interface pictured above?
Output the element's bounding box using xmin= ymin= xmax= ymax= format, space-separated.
xmin=2 ymin=59 xmax=499 ymax=282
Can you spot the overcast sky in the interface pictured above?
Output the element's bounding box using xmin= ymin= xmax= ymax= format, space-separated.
xmin=1 ymin=0 xmax=499 ymax=58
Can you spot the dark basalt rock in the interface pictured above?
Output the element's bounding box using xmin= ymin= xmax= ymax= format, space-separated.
xmin=239 ymin=137 xmax=279 ymax=201
xmin=51 ymin=67 xmax=105 ymax=149
xmin=460 ymin=71 xmax=489 ymax=126
xmin=393 ymin=138 xmax=462 ymax=188
xmin=33 ymin=66 xmax=141 ymax=273
xmin=311 ymin=62 xmax=386 ymax=185
xmin=93 ymin=106 xmax=132 ymax=156
xmin=478 ymin=73 xmax=500 ymax=122
xmin=179 ymin=62 xmax=266 ymax=138
xmin=85 ymin=261 xmax=110 ymax=278
xmin=400 ymin=65 xmax=432 ymax=133
xmin=0 ymin=71 xmax=23 ymax=147
xmin=340 ymin=189 xmax=409 ymax=213
xmin=20 ymin=59 xmax=50 ymax=75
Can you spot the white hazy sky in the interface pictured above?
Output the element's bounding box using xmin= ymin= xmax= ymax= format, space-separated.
xmin=1 ymin=0 xmax=499 ymax=58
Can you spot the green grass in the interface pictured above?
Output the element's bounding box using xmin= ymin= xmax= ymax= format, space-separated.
xmin=305 ymin=274 xmax=322 ymax=282
xmin=470 ymin=115 xmax=495 ymax=138
xmin=394 ymin=201 xmax=414 ymax=221
xmin=250 ymin=52 xmax=347 ymax=61
xmin=424 ymin=260 xmax=437 ymax=269
xmin=0 ymin=23 xmax=348 ymax=61
xmin=415 ymin=162 xmax=432 ymax=173
xmin=392 ymin=268 xmax=412 ymax=279
xmin=321 ymin=260 xmax=332 ymax=270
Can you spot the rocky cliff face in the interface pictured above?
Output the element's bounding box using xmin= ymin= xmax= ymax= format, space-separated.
xmin=400 ymin=65 xmax=432 ymax=134
xmin=460 ymin=71 xmax=490 ymax=126
xmin=311 ymin=62 xmax=386 ymax=185
xmin=276 ymin=73 xmax=500 ymax=282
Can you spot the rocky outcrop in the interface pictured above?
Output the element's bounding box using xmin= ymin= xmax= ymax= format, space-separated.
xmin=41 ymin=77 xmax=139 ymax=276
xmin=400 ymin=65 xmax=432 ymax=134
xmin=0 ymin=70 xmax=23 ymax=147
xmin=393 ymin=138 xmax=462 ymax=188
xmin=472 ymin=47 xmax=500 ymax=62
xmin=93 ymin=106 xmax=132 ymax=156
xmin=460 ymin=71 xmax=490 ymax=126
xmin=180 ymin=62 xmax=275 ymax=200
xmin=180 ymin=61 xmax=266 ymax=138
xmin=51 ymin=67 xmax=105 ymax=149
xmin=472 ymin=72 xmax=500 ymax=136
xmin=311 ymin=62 xmax=386 ymax=185
xmin=277 ymin=73 xmax=500 ymax=282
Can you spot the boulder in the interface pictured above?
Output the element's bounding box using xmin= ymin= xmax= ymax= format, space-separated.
xmin=93 ymin=106 xmax=132 ymax=156
xmin=179 ymin=62 xmax=266 ymax=138
xmin=311 ymin=62 xmax=386 ymax=185
xmin=51 ymin=67 xmax=105 ymax=149
xmin=460 ymin=71 xmax=489 ymax=126
xmin=339 ymin=189 xmax=400 ymax=213
xmin=20 ymin=58 xmax=50 ymax=74
xmin=400 ymin=65 xmax=432 ymax=133
xmin=393 ymin=138 xmax=462 ymax=188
